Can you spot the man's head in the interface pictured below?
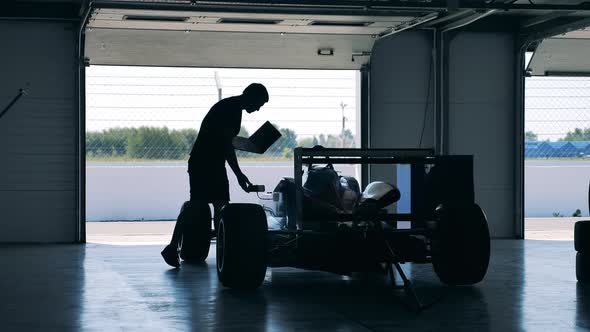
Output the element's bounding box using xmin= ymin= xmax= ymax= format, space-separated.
xmin=241 ymin=83 xmax=269 ymax=113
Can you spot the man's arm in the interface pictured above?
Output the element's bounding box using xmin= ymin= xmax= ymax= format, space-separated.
xmin=225 ymin=140 xmax=251 ymax=192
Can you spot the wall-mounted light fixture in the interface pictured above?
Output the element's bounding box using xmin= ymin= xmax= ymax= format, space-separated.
xmin=317 ymin=48 xmax=334 ymax=56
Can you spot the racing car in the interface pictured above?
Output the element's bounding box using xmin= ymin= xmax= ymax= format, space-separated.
xmin=181 ymin=148 xmax=490 ymax=306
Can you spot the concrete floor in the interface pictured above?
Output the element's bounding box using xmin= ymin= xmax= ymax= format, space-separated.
xmin=0 ymin=240 xmax=588 ymax=331
xmin=87 ymin=221 xmax=175 ymax=245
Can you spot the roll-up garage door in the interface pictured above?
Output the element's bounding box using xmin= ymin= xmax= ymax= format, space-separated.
xmin=527 ymin=27 xmax=590 ymax=76
xmin=85 ymin=6 xmax=436 ymax=69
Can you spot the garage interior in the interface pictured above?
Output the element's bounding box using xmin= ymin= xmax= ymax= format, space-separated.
xmin=1 ymin=0 xmax=590 ymax=330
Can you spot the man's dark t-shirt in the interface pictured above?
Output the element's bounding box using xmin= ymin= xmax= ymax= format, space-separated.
xmin=188 ymin=96 xmax=242 ymax=201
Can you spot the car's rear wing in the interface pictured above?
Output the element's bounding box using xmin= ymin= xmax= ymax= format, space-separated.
xmin=292 ymin=148 xmax=474 ymax=230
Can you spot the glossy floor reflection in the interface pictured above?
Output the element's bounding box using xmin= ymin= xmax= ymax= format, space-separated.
xmin=0 ymin=240 xmax=588 ymax=331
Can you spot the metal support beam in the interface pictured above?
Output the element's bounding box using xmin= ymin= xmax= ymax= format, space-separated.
xmin=92 ymin=0 xmax=441 ymax=16
xmin=433 ymin=30 xmax=449 ymax=155
xmin=360 ymin=66 xmax=370 ymax=190
xmin=514 ymin=38 xmax=529 ymax=240
xmin=91 ymin=0 xmax=590 ymax=12
xmin=422 ymin=9 xmax=474 ymax=28
xmin=440 ymin=9 xmax=498 ymax=32
xmin=520 ymin=11 xmax=577 ymax=29
xmin=378 ymin=12 xmax=439 ymax=39
xmin=468 ymin=2 xmax=590 ymax=12
xmin=524 ymin=16 xmax=590 ymax=43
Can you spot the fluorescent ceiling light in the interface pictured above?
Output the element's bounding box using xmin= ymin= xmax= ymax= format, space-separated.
xmin=124 ymin=15 xmax=189 ymax=22
xmin=217 ymin=18 xmax=283 ymax=25
xmin=310 ymin=21 xmax=374 ymax=27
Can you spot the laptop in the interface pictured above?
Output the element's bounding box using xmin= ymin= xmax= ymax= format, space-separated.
xmin=233 ymin=121 xmax=282 ymax=154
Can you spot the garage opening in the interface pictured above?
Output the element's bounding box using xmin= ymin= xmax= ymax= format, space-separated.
xmin=525 ymin=49 xmax=590 ymax=240
xmin=85 ymin=66 xmax=360 ymax=244
xmin=80 ymin=3 xmax=419 ymax=243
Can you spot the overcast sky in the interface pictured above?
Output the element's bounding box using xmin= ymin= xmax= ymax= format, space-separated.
xmin=86 ymin=66 xmax=358 ymax=139
xmin=86 ymin=64 xmax=590 ymax=142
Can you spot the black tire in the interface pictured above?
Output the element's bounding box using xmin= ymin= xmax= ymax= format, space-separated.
xmin=217 ymin=203 xmax=268 ymax=290
xmin=432 ymin=203 xmax=490 ymax=285
xmin=179 ymin=201 xmax=212 ymax=263
xmin=575 ymin=221 xmax=590 ymax=253
xmin=577 ymin=252 xmax=590 ymax=282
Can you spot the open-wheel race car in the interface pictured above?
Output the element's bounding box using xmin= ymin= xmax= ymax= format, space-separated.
xmin=182 ymin=148 xmax=490 ymax=309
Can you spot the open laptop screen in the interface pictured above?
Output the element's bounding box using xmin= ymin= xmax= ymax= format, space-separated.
xmin=233 ymin=121 xmax=281 ymax=154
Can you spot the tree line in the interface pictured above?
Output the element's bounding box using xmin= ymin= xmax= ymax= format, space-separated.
xmin=526 ymin=128 xmax=590 ymax=142
xmin=87 ymin=127 xmax=198 ymax=160
xmin=88 ymin=126 xmax=588 ymax=160
xmin=86 ymin=125 xmax=355 ymax=160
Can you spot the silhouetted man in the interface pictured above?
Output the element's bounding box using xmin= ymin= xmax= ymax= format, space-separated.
xmin=161 ymin=83 xmax=269 ymax=267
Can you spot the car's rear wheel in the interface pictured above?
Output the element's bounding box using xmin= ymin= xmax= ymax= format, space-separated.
xmin=217 ymin=203 xmax=268 ymax=290
xmin=432 ymin=203 xmax=490 ymax=285
xmin=179 ymin=201 xmax=211 ymax=263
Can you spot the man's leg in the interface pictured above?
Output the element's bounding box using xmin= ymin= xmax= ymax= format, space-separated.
xmin=162 ymin=170 xmax=198 ymax=268
xmin=162 ymin=201 xmax=194 ymax=268
xmin=170 ymin=201 xmax=192 ymax=247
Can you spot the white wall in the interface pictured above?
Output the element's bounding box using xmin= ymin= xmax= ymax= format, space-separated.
xmin=0 ymin=21 xmax=78 ymax=242
xmin=447 ymin=32 xmax=517 ymax=238
xmin=525 ymin=161 xmax=590 ymax=217
xmin=86 ymin=161 xmax=588 ymax=221
xmin=86 ymin=163 xmax=356 ymax=221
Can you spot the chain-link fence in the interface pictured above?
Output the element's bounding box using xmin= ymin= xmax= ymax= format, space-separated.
xmin=525 ymin=77 xmax=590 ymax=159
xmin=88 ymin=70 xmax=590 ymax=161
xmin=86 ymin=66 xmax=358 ymax=162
